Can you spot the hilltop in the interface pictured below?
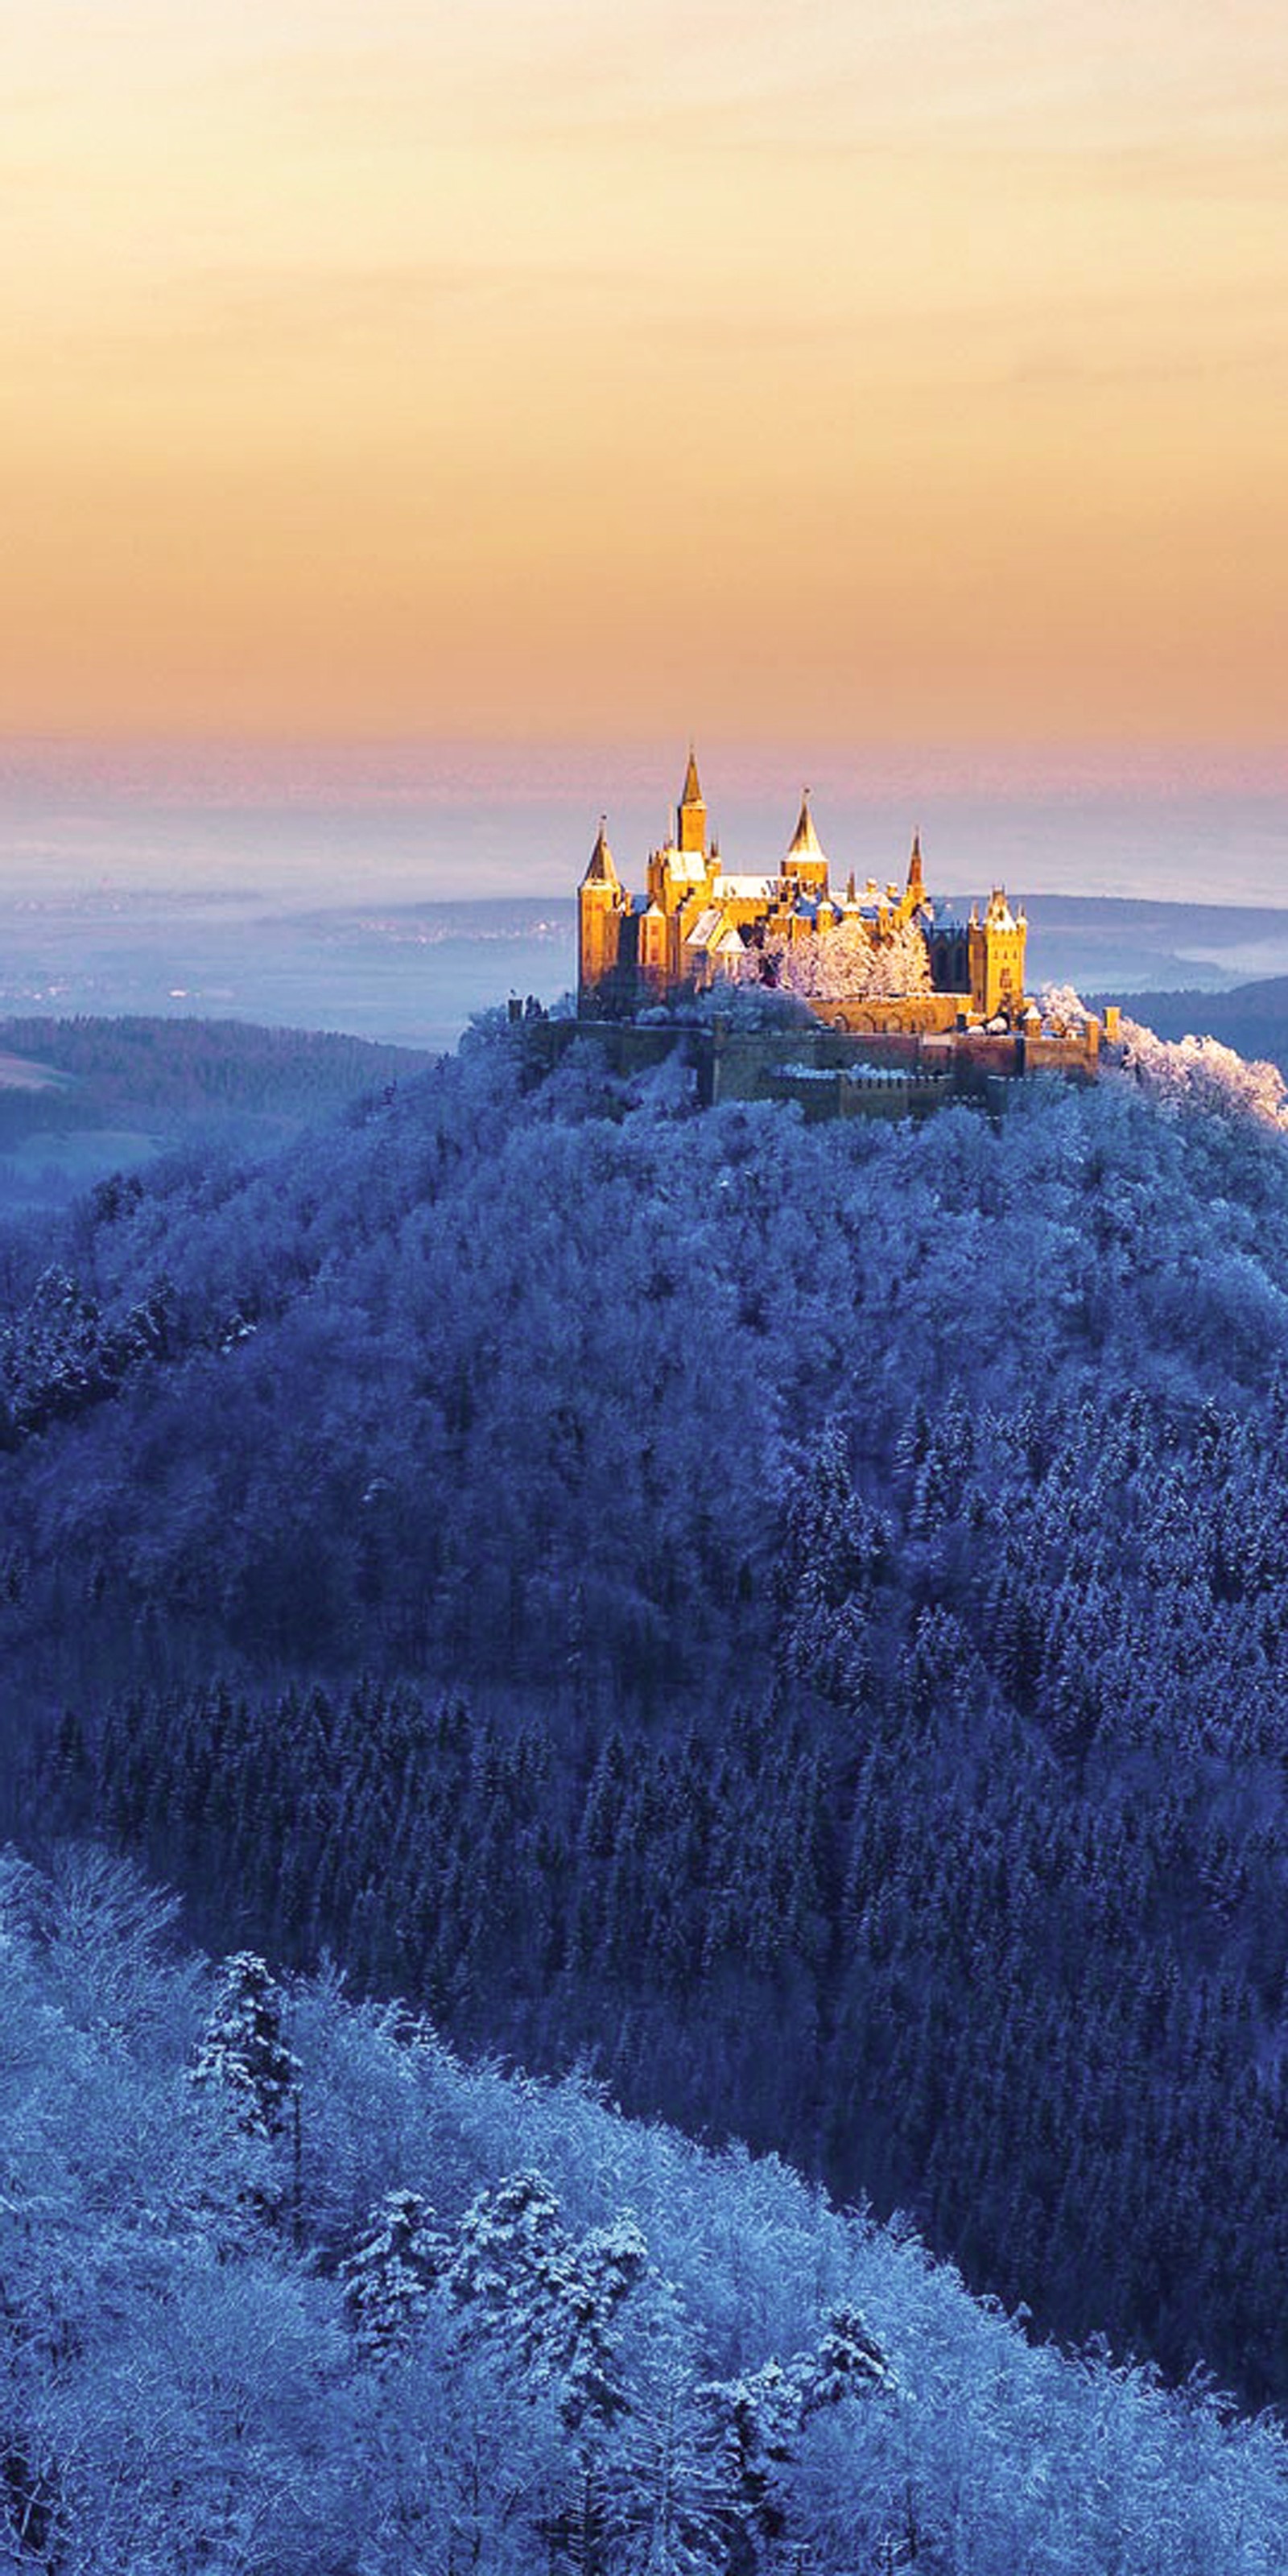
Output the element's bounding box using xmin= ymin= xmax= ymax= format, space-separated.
xmin=5 ymin=1013 xmax=1288 ymax=2416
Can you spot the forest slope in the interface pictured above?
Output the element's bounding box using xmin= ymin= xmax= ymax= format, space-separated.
xmin=2 ymin=1843 xmax=1286 ymax=2576
xmin=6 ymin=1019 xmax=1288 ymax=2404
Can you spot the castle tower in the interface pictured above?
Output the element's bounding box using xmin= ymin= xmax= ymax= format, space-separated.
xmin=968 ymin=887 xmax=1027 ymax=1021
xmin=677 ymin=745 xmax=708 ymax=857
xmin=906 ymin=831 xmax=925 ymax=911
xmin=782 ymin=789 xmax=830 ymax=897
xmin=578 ymin=819 xmax=632 ymax=1011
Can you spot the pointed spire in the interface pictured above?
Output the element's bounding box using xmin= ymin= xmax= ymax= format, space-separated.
xmin=907 ymin=828 xmax=925 ymax=902
xmin=581 ymin=815 xmax=619 ymax=887
xmin=676 ymin=745 xmax=708 ymax=855
xmin=786 ymin=787 xmax=824 ymax=860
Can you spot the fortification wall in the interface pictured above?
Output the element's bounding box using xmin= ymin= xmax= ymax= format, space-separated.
xmin=521 ymin=1016 xmax=1090 ymax=1116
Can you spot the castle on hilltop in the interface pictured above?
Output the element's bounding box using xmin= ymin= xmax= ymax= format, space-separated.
xmin=578 ymin=750 xmax=1113 ymax=1077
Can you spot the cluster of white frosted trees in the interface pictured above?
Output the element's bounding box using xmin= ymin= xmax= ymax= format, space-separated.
xmin=754 ymin=915 xmax=932 ymax=1004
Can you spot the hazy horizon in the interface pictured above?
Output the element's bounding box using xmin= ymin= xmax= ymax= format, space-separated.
xmin=1 ymin=737 xmax=1285 ymax=914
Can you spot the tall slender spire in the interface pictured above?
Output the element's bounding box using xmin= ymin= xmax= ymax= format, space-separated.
xmin=907 ymin=828 xmax=925 ymax=906
xmin=676 ymin=745 xmax=708 ymax=856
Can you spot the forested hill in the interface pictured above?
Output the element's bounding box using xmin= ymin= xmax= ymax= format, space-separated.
xmin=6 ymin=1847 xmax=1288 ymax=2574
xmin=1103 ymin=976 xmax=1288 ymax=1079
xmin=0 ymin=1013 xmax=430 ymax=1120
xmin=0 ymin=1013 xmax=433 ymax=1208
xmin=8 ymin=1016 xmax=1288 ymax=2411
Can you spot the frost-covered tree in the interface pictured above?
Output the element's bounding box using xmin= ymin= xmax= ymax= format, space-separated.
xmin=775 ymin=1416 xmax=891 ymax=1612
xmin=1121 ymin=1017 xmax=1288 ymax=1129
xmin=444 ymin=2173 xmax=647 ymax=2431
xmin=767 ymin=916 xmax=931 ymax=1005
xmin=699 ymin=2359 xmax=802 ymax=2569
xmin=799 ymin=2307 xmax=897 ymax=2410
xmin=699 ymin=2310 xmax=895 ymax=2570
xmin=345 ymin=2314 xmax=564 ymax=2576
xmin=1038 ymin=981 xmax=1093 ymax=1033
xmin=603 ymin=2364 xmax=724 ymax=2575
xmin=38 ymin=1846 xmax=187 ymax=2050
xmin=340 ymin=2187 xmax=446 ymax=2366
xmin=189 ymin=1951 xmax=299 ymax=2141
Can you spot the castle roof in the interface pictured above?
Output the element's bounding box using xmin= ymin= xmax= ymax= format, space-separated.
xmin=786 ymin=790 xmax=826 ymax=864
xmin=662 ymin=848 xmax=710 ymax=886
xmin=582 ymin=819 xmax=619 ymax=887
xmin=683 ymin=906 xmax=724 ymax=951
xmin=680 ymin=745 xmax=704 ymax=809
xmin=714 ymin=874 xmax=774 ymax=902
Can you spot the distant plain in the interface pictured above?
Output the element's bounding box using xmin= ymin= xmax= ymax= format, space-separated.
xmin=0 ymin=774 xmax=1286 ymax=1041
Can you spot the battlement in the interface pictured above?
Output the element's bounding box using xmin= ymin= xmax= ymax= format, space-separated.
xmin=522 ymin=1011 xmax=1111 ymax=1120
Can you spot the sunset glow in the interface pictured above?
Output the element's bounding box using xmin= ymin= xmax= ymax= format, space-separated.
xmin=5 ymin=2 xmax=1288 ymax=766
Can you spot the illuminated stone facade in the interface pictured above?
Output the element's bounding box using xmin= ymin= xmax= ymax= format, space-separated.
xmin=577 ymin=752 xmax=1114 ymax=1074
xmin=580 ymin=753 xmax=997 ymax=1015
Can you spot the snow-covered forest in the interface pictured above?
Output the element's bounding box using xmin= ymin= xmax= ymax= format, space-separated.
xmin=3 ymin=1842 xmax=1287 ymax=2574
xmin=7 ymin=1009 xmax=1288 ymax=2559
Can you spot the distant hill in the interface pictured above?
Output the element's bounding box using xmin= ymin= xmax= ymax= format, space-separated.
xmin=0 ymin=1013 xmax=433 ymax=1207
xmin=1096 ymin=976 xmax=1288 ymax=1075
xmin=992 ymin=892 xmax=1288 ymax=997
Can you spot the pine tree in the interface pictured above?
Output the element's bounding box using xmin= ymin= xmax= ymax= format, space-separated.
xmin=340 ymin=2187 xmax=446 ymax=2365
xmin=189 ymin=1951 xmax=299 ymax=2141
xmin=444 ymin=2174 xmax=648 ymax=2432
xmin=799 ymin=2307 xmax=897 ymax=2410
xmin=698 ymin=2359 xmax=802 ymax=2571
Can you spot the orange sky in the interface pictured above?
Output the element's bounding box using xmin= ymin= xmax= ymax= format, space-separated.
xmin=4 ymin=1 xmax=1287 ymax=768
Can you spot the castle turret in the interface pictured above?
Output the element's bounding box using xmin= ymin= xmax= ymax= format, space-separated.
xmin=968 ymin=886 xmax=1027 ymax=1021
xmin=782 ymin=789 xmax=830 ymax=896
xmin=677 ymin=745 xmax=708 ymax=857
xmin=578 ymin=819 xmax=633 ymax=1011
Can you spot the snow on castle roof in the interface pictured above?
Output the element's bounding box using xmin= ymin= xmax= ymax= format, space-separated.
xmin=786 ymin=791 xmax=826 ymax=863
xmin=663 ymin=848 xmax=710 ymax=886
xmin=683 ymin=906 xmax=724 ymax=950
